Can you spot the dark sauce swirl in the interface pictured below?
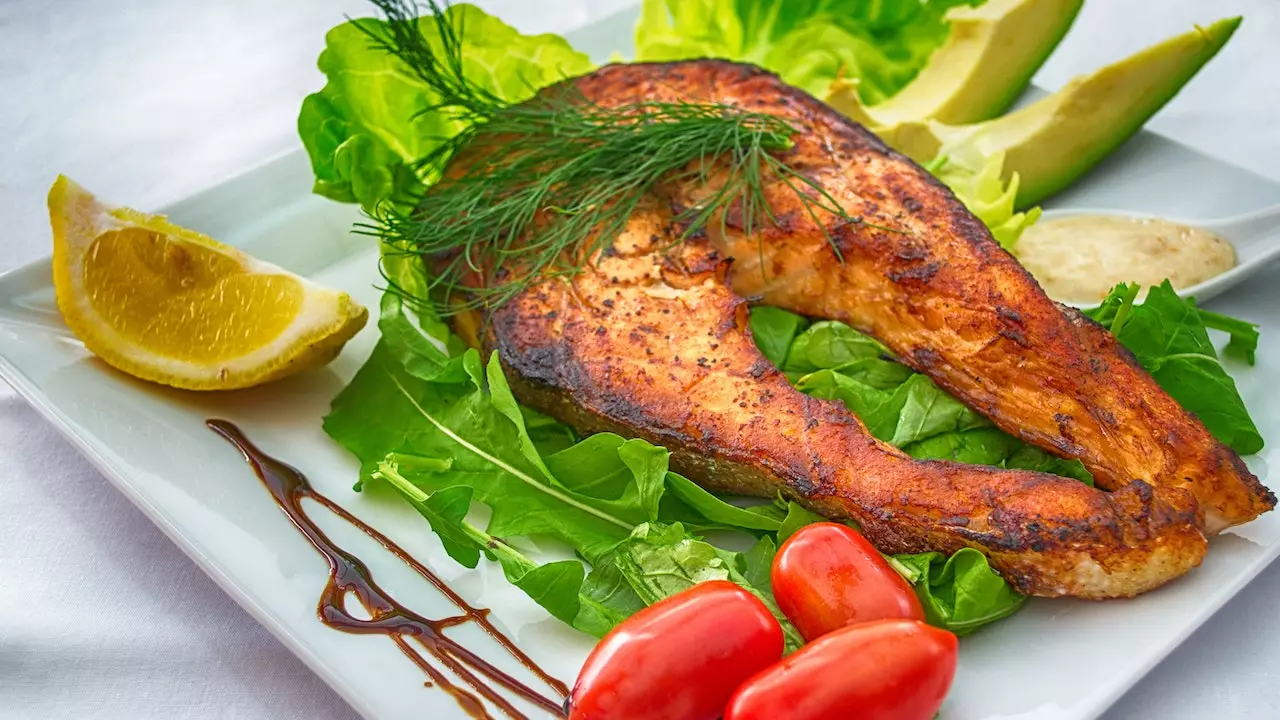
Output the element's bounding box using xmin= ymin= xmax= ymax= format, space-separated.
xmin=208 ymin=419 xmax=568 ymax=719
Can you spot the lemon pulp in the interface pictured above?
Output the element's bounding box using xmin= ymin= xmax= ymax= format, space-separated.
xmin=49 ymin=175 xmax=368 ymax=390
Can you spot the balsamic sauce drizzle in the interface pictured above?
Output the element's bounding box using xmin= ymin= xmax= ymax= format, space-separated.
xmin=207 ymin=420 xmax=569 ymax=720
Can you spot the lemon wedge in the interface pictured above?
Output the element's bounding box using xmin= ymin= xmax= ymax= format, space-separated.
xmin=48 ymin=175 xmax=368 ymax=390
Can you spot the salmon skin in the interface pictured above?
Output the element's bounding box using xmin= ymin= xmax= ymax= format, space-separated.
xmin=461 ymin=61 xmax=1271 ymax=598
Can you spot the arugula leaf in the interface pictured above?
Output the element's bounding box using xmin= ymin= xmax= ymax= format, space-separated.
xmin=540 ymin=433 xmax=637 ymax=499
xmin=742 ymin=536 xmax=779 ymax=592
xmin=486 ymin=356 xmax=567 ymax=489
xmin=634 ymin=0 xmax=980 ymax=105
xmin=618 ymin=441 xmax=671 ymax=526
xmin=614 ymin=522 xmax=806 ymax=651
xmin=1004 ymin=446 xmax=1093 ymax=485
xmin=1196 ymin=306 xmax=1259 ymax=366
xmin=394 ymin=483 xmax=481 ymax=567
xmin=783 ymin=321 xmax=889 ymax=374
xmin=348 ymin=358 xmax=782 ymax=634
xmin=520 ymin=406 xmax=578 ymax=456
xmin=749 ymin=305 xmax=809 ymax=369
xmin=575 ymin=552 xmax=647 ymax=637
xmin=777 ymin=501 xmax=828 ymax=544
xmin=372 ymin=464 xmax=590 ymax=627
xmin=890 ymin=549 xmax=1027 ymax=635
xmin=328 ymin=345 xmax=644 ymax=563
xmin=324 ymin=341 xmax=462 ymax=487
xmin=777 ymin=308 xmax=1098 ymax=487
xmin=664 ymin=472 xmax=785 ymax=532
xmin=328 ymin=327 xmax=805 ymax=635
xmin=1086 ymin=282 xmax=1263 ymax=455
xmin=614 ymin=522 xmax=735 ymax=603
xmin=902 ymin=427 xmax=1019 ymax=466
xmin=795 ymin=369 xmax=899 ymax=439
xmin=299 ymin=5 xmax=594 ymax=211
xmin=508 ymin=562 xmax=591 ymax=627
xmin=889 ymin=375 xmax=990 ymax=446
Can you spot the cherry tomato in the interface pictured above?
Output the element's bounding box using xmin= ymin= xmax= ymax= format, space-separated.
xmin=568 ymin=580 xmax=783 ymax=720
xmin=772 ymin=522 xmax=923 ymax=641
xmin=724 ymin=619 xmax=958 ymax=720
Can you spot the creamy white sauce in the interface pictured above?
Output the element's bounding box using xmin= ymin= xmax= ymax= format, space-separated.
xmin=1014 ymin=215 xmax=1237 ymax=304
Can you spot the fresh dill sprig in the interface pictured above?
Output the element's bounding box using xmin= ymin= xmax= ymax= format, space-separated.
xmin=359 ymin=0 xmax=869 ymax=315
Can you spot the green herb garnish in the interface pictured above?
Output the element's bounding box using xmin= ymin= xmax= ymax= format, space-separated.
xmin=357 ymin=0 xmax=868 ymax=315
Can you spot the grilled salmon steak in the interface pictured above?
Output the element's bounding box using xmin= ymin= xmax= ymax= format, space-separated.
xmin=465 ymin=61 xmax=1271 ymax=598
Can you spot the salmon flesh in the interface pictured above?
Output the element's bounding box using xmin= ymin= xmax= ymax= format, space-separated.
xmin=461 ymin=61 xmax=1272 ymax=599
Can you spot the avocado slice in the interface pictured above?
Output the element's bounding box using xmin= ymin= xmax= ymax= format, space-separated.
xmin=830 ymin=17 xmax=1241 ymax=210
xmin=867 ymin=0 xmax=1084 ymax=126
xmin=939 ymin=16 xmax=1241 ymax=208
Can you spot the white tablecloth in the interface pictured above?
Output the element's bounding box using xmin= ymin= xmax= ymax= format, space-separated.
xmin=3 ymin=1 xmax=1278 ymax=717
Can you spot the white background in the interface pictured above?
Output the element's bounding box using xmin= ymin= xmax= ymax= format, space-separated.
xmin=2 ymin=0 xmax=1279 ymax=717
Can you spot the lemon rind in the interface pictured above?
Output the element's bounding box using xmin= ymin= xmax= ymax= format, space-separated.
xmin=49 ymin=175 xmax=368 ymax=391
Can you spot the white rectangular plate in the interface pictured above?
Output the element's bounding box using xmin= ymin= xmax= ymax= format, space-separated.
xmin=4 ymin=9 xmax=1280 ymax=720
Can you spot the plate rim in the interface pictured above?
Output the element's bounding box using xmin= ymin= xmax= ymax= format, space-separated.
xmin=5 ymin=143 xmax=1280 ymax=720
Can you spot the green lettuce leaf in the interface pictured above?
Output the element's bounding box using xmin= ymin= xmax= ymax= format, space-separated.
xmin=778 ymin=315 xmax=1092 ymax=483
xmin=1085 ymin=282 xmax=1263 ymax=455
xmin=776 ymin=501 xmax=828 ymax=544
xmin=927 ymin=150 xmax=1042 ymax=250
xmin=749 ymin=305 xmax=810 ymax=369
xmin=1004 ymin=445 xmax=1095 ymax=484
xmin=890 ymin=549 xmax=1027 ymax=635
xmin=308 ymin=0 xmax=1100 ymax=644
xmin=326 ymin=326 xmax=803 ymax=635
xmin=331 ymin=346 xmax=646 ymax=563
xmin=634 ymin=0 xmax=980 ymax=105
xmin=742 ymin=535 xmax=779 ymax=592
xmin=299 ymin=4 xmax=593 ymax=211
xmin=788 ymin=320 xmax=890 ymax=370
xmin=664 ymin=472 xmax=785 ymax=532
